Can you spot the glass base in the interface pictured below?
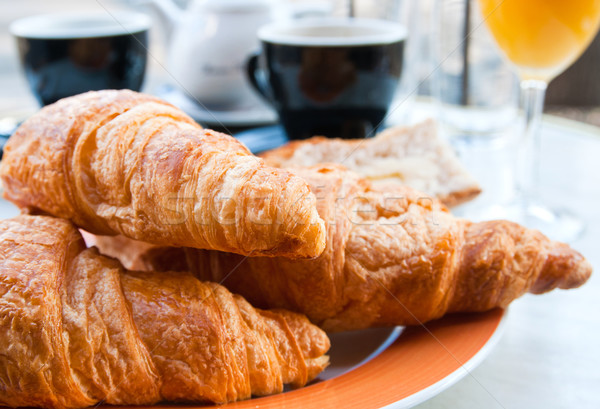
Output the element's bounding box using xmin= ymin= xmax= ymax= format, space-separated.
xmin=464 ymin=200 xmax=584 ymax=243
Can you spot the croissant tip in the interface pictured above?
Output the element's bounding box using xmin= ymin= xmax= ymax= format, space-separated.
xmin=563 ymin=258 xmax=593 ymax=289
xmin=307 ymin=219 xmax=327 ymax=257
xmin=532 ymin=243 xmax=593 ymax=294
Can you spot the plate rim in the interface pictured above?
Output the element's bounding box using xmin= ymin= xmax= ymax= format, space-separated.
xmin=383 ymin=308 xmax=509 ymax=409
xmin=132 ymin=308 xmax=506 ymax=409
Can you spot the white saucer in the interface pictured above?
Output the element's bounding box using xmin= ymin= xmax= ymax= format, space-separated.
xmin=156 ymin=84 xmax=278 ymax=127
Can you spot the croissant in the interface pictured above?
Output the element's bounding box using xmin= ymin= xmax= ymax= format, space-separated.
xmin=0 ymin=215 xmax=330 ymax=409
xmin=0 ymin=90 xmax=325 ymax=258
xmin=94 ymin=166 xmax=592 ymax=332
xmin=260 ymin=120 xmax=482 ymax=207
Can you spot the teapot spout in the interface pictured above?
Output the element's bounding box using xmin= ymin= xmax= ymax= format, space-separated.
xmin=139 ymin=0 xmax=183 ymax=40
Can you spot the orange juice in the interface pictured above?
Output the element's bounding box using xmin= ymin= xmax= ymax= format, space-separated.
xmin=478 ymin=0 xmax=600 ymax=80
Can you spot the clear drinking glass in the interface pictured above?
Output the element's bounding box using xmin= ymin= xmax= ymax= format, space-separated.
xmin=433 ymin=0 xmax=519 ymax=143
xmin=432 ymin=0 xmax=520 ymax=225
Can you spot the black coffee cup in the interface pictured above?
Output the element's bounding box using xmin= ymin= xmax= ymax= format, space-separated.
xmin=10 ymin=11 xmax=151 ymax=106
xmin=247 ymin=18 xmax=406 ymax=140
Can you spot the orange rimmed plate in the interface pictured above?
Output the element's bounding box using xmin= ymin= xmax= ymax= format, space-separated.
xmin=120 ymin=308 xmax=506 ymax=409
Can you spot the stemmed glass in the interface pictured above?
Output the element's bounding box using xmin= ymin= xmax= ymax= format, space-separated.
xmin=477 ymin=0 xmax=600 ymax=242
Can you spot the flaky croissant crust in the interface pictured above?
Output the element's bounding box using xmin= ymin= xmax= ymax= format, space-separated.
xmin=0 ymin=215 xmax=329 ymax=409
xmin=98 ymin=166 xmax=592 ymax=332
xmin=0 ymin=90 xmax=326 ymax=258
xmin=202 ymin=166 xmax=592 ymax=331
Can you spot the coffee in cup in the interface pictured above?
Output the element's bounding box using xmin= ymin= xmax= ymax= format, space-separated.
xmin=247 ymin=18 xmax=407 ymax=140
xmin=10 ymin=11 xmax=151 ymax=106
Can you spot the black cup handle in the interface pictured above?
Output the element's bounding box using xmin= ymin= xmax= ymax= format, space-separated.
xmin=246 ymin=52 xmax=274 ymax=105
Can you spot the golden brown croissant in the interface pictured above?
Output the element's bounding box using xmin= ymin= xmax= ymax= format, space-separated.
xmin=0 ymin=215 xmax=329 ymax=409
xmin=95 ymin=166 xmax=592 ymax=332
xmin=0 ymin=90 xmax=325 ymax=258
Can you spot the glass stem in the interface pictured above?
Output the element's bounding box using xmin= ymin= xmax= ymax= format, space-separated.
xmin=517 ymin=79 xmax=547 ymax=204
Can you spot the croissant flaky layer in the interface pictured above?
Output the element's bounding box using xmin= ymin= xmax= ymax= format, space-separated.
xmin=0 ymin=90 xmax=326 ymax=258
xmin=0 ymin=215 xmax=329 ymax=409
xmin=94 ymin=166 xmax=592 ymax=332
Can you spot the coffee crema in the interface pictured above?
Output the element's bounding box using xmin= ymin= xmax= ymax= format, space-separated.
xmin=258 ymin=18 xmax=407 ymax=46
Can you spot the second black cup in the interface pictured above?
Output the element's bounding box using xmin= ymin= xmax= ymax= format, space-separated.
xmin=247 ymin=18 xmax=406 ymax=140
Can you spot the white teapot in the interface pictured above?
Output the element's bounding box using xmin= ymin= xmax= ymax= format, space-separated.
xmin=148 ymin=0 xmax=273 ymax=109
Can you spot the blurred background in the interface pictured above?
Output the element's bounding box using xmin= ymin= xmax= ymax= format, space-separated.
xmin=2 ymin=0 xmax=600 ymax=124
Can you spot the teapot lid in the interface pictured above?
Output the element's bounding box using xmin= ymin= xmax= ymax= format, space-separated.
xmin=201 ymin=0 xmax=271 ymax=13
